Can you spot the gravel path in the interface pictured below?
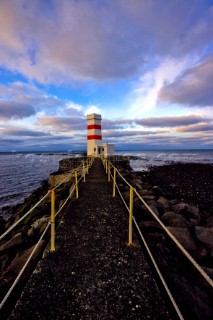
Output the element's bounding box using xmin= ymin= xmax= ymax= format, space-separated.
xmin=10 ymin=159 xmax=172 ymax=320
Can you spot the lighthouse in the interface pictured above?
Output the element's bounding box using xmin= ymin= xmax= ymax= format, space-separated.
xmin=86 ymin=113 xmax=114 ymax=157
xmin=87 ymin=113 xmax=102 ymax=156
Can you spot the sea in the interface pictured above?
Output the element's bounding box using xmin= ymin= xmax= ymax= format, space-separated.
xmin=0 ymin=150 xmax=213 ymax=219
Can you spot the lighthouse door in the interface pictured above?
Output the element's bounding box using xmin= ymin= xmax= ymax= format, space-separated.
xmin=98 ymin=147 xmax=101 ymax=155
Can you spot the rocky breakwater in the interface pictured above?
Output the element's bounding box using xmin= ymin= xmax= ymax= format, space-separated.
xmin=109 ymin=157 xmax=213 ymax=320
xmin=0 ymin=157 xmax=85 ymax=318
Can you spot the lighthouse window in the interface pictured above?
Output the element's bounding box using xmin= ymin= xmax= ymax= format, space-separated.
xmin=94 ymin=148 xmax=96 ymax=151
xmin=102 ymin=148 xmax=104 ymax=151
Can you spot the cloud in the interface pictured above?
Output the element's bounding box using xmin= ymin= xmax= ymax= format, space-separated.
xmin=102 ymin=115 xmax=212 ymax=130
xmin=135 ymin=115 xmax=211 ymax=128
xmin=176 ymin=123 xmax=213 ymax=133
xmin=159 ymin=56 xmax=213 ymax=107
xmin=0 ymin=0 xmax=212 ymax=83
xmin=38 ymin=116 xmax=86 ymax=131
xmin=0 ymin=82 xmax=86 ymax=120
xmin=128 ymin=56 xmax=195 ymax=117
xmin=102 ymin=119 xmax=133 ymax=129
xmin=104 ymin=129 xmax=163 ymax=138
xmin=85 ymin=105 xmax=102 ymax=116
xmin=2 ymin=127 xmax=51 ymax=137
xmin=0 ymin=100 xmax=35 ymax=119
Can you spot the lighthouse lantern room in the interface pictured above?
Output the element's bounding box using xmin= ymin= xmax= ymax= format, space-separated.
xmin=87 ymin=113 xmax=114 ymax=157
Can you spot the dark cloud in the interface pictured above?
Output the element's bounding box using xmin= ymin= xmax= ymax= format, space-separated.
xmin=0 ymin=0 xmax=212 ymax=83
xmin=3 ymin=127 xmax=51 ymax=137
xmin=159 ymin=56 xmax=213 ymax=106
xmin=103 ymin=130 xmax=167 ymax=138
xmin=0 ymin=100 xmax=36 ymax=119
xmin=135 ymin=115 xmax=210 ymax=127
xmin=102 ymin=119 xmax=134 ymax=129
xmin=103 ymin=115 xmax=211 ymax=130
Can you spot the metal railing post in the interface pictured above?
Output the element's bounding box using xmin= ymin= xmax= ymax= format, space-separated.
xmin=86 ymin=162 xmax=89 ymax=174
xmin=83 ymin=163 xmax=86 ymax=182
xmin=128 ymin=186 xmax=134 ymax=246
xmin=75 ymin=170 xmax=79 ymax=199
xmin=105 ymin=160 xmax=108 ymax=174
xmin=108 ymin=161 xmax=110 ymax=181
xmin=113 ymin=167 xmax=116 ymax=197
xmin=50 ymin=189 xmax=55 ymax=252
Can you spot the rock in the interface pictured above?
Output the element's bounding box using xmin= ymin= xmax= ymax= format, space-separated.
xmin=182 ymin=205 xmax=201 ymax=226
xmin=0 ymin=252 xmax=10 ymax=274
xmin=133 ymin=198 xmax=143 ymax=220
xmin=59 ymin=157 xmax=84 ymax=172
xmin=170 ymin=274 xmax=213 ymax=320
xmin=140 ymin=204 xmax=159 ymax=220
xmin=137 ymin=189 xmax=153 ymax=197
xmin=169 ymin=199 xmax=179 ymax=206
xmin=156 ymin=197 xmax=170 ymax=214
xmin=195 ymin=226 xmax=213 ymax=257
xmin=133 ymin=197 xmax=142 ymax=208
xmin=152 ymin=186 xmax=164 ymax=198
xmin=48 ymin=172 xmax=73 ymax=187
xmin=148 ymin=204 xmax=159 ymax=217
xmin=132 ymin=178 xmax=143 ymax=190
xmin=172 ymin=202 xmax=187 ymax=214
xmin=203 ymin=266 xmax=213 ymax=279
xmin=0 ymin=241 xmax=46 ymax=299
xmin=167 ymin=227 xmax=197 ymax=253
xmin=171 ymin=203 xmax=200 ymax=225
xmin=140 ymin=221 xmax=162 ymax=232
xmin=143 ymin=195 xmax=155 ymax=201
xmin=0 ymin=233 xmax=24 ymax=253
xmin=204 ymin=215 xmax=213 ymax=227
xmin=161 ymin=212 xmax=188 ymax=227
xmin=27 ymin=217 xmax=49 ymax=238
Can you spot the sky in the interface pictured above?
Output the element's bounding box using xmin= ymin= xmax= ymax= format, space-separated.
xmin=0 ymin=0 xmax=212 ymax=152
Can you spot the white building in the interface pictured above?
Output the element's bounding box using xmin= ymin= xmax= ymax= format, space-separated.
xmin=87 ymin=113 xmax=114 ymax=157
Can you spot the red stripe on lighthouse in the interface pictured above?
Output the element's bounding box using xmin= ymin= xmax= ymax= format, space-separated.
xmin=87 ymin=124 xmax=101 ymax=130
xmin=87 ymin=135 xmax=102 ymax=140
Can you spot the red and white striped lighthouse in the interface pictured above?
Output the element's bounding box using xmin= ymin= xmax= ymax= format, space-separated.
xmin=87 ymin=113 xmax=102 ymax=156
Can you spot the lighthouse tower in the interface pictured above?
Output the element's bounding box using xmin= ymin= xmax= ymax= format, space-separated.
xmin=87 ymin=113 xmax=102 ymax=156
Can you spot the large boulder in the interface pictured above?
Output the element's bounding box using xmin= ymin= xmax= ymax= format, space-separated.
xmin=167 ymin=227 xmax=197 ymax=253
xmin=136 ymin=189 xmax=153 ymax=197
xmin=156 ymin=197 xmax=170 ymax=214
xmin=195 ymin=226 xmax=213 ymax=257
xmin=161 ymin=212 xmax=188 ymax=228
xmin=27 ymin=217 xmax=49 ymax=238
xmin=140 ymin=221 xmax=162 ymax=232
xmin=132 ymin=178 xmax=143 ymax=190
xmin=204 ymin=215 xmax=213 ymax=227
xmin=182 ymin=205 xmax=201 ymax=226
xmin=172 ymin=202 xmax=187 ymax=214
xmin=142 ymin=195 xmax=155 ymax=201
xmin=140 ymin=204 xmax=159 ymax=220
xmin=172 ymin=203 xmax=201 ymax=226
xmin=152 ymin=186 xmax=164 ymax=198
xmin=48 ymin=172 xmax=72 ymax=187
xmin=0 ymin=233 xmax=24 ymax=253
xmin=0 ymin=241 xmax=46 ymax=299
